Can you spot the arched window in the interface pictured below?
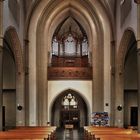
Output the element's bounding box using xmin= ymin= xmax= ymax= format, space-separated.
xmin=62 ymin=93 xmax=78 ymax=109
xmin=50 ymin=17 xmax=92 ymax=68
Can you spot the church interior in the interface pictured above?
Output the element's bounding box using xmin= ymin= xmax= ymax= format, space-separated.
xmin=0 ymin=0 xmax=140 ymax=139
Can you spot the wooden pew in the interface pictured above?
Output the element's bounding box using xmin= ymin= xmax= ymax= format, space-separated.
xmin=12 ymin=126 xmax=56 ymax=140
xmin=95 ymin=134 xmax=140 ymax=140
xmin=0 ymin=126 xmax=56 ymax=140
xmin=84 ymin=126 xmax=140 ymax=140
xmin=0 ymin=132 xmax=49 ymax=140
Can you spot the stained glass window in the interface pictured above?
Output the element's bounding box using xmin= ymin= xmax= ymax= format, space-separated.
xmin=62 ymin=93 xmax=78 ymax=109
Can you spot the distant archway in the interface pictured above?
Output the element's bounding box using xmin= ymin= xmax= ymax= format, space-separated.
xmin=51 ymin=89 xmax=88 ymax=128
xmin=3 ymin=27 xmax=25 ymax=126
xmin=115 ymin=29 xmax=137 ymax=127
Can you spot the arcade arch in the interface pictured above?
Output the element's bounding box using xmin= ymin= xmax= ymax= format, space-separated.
xmin=26 ymin=0 xmax=112 ymax=126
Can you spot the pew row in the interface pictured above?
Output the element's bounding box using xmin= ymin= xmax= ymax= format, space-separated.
xmin=0 ymin=126 xmax=56 ymax=140
xmin=84 ymin=126 xmax=140 ymax=140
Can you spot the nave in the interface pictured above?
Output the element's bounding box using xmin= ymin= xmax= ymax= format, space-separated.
xmin=0 ymin=126 xmax=84 ymax=140
xmin=56 ymin=128 xmax=84 ymax=140
xmin=0 ymin=126 xmax=140 ymax=140
xmin=1 ymin=0 xmax=140 ymax=136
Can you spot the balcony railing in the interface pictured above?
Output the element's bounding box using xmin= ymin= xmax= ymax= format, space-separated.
xmin=48 ymin=67 xmax=92 ymax=80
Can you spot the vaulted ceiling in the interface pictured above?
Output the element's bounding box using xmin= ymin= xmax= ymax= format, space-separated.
xmin=23 ymin=0 xmax=116 ymax=19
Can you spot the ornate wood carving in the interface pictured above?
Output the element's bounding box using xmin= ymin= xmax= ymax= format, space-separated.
xmin=51 ymin=55 xmax=89 ymax=67
xmin=48 ymin=67 xmax=92 ymax=80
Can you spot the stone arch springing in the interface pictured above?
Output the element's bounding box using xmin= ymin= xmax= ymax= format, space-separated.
xmin=117 ymin=29 xmax=136 ymax=75
xmin=4 ymin=27 xmax=24 ymax=74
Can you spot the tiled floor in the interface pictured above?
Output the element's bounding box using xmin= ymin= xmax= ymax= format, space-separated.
xmin=56 ymin=128 xmax=84 ymax=140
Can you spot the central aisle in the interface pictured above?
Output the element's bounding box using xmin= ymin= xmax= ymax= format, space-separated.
xmin=56 ymin=128 xmax=84 ymax=140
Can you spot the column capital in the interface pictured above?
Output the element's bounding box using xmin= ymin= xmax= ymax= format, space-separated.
xmin=134 ymin=0 xmax=140 ymax=4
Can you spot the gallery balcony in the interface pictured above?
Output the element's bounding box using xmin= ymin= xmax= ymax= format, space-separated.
xmin=48 ymin=66 xmax=92 ymax=80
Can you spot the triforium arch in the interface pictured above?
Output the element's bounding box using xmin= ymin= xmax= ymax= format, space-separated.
xmin=115 ymin=29 xmax=136 ymax=127
xmin=50 ymin=89 xmax=89 ymax=127
xmin=4 ymin=26 xmax=25 ymax=126
xmin=26 ymin=0 xmax=113 ymax=126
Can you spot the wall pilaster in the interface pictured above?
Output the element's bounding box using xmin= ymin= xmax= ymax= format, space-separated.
xmin=24 ymin=39 xmax=29 ymax=125
xmin=137 ymin=48 xmax=140 ymax=132
xmin=134 ymin=0 xmax=140 ymax=133
xmin=0 ymin=0 xmax=4 ymax=131
xmin=110 ymin=40 xmax=115 ymax=126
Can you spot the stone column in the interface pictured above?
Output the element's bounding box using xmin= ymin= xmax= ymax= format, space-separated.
xmin=137 ymin=48 xmax=140 ymax=132
xmin=110 ymin=40 xmax=115 ymax=126
xmin=0 ymin=0 xmax=4 ymax=131
xmin=24 ymin=39 xmax=29 ymax=125
xmin=134 ymin=0 xmax=140 ymax=133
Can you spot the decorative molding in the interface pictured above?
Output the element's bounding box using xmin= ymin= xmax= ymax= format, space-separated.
xmin=51 ymin=55 xmax=89 ymax=67
xmin=48 ymin=67 xmax=92 ymax=80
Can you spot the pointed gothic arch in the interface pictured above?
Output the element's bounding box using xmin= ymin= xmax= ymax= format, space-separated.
xmin=4 ymin=26 xmax=25 ymax=126
xmin=50 ymin=89 xmax=88 ymax=127
xmin=26 ymin=0 xmax=113 ymax=126
xmin=115 ymin=29 xmax=137 ymax=127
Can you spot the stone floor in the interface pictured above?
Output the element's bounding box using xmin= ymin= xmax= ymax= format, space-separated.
xmin=56 ymin=128 xmax=84 ymax=140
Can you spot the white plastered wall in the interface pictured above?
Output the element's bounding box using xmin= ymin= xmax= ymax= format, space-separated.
xmin=48 ymin=80 xmax=92 ymax=124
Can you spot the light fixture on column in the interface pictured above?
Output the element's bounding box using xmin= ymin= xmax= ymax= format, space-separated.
xmin=117 ymin=105 xmax=122 ymax=111
xmin=17 ymin=104 xmax=23 ymax=111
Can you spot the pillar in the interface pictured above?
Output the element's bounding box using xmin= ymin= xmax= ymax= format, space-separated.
xmin=137 ymin=48 xmax=140 ymax=132
xmin=110 ymin=40 xmax=116 ymax=126
xmin=0 ymin=0 xmax=4 ymax=131
xmin=24 ymin=39 xmax=29 ymax=125
xmin=134 ymin=0 xmax=140 ymax=133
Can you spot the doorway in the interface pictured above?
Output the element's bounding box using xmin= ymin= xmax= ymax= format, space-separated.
xmin=130 ymin=107 xmax=138 ymax=126
xmin=51 ymin=89 xmax=88 ymax=128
